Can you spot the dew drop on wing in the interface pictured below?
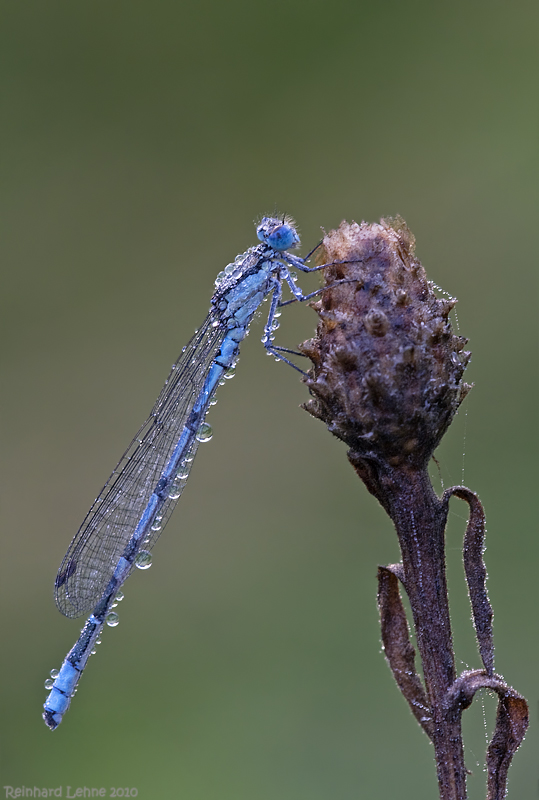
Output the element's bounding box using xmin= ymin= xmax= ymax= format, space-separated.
xmin=106 ymin=612 xmax=119 ymax=627
xmin=135 ymin=550 xmax=152 ymax=570
xmin=168 ymin=481 xmax=182 ymax=500
xmin=196 ymin=423 xmax=213 ymax=442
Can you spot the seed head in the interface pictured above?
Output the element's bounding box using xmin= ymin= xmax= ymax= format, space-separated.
xmin=301 ymin=217 xmax=471 ymax=469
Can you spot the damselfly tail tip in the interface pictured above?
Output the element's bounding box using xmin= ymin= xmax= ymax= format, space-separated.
xmin=42 ymin=708 xmax=61 ymax=730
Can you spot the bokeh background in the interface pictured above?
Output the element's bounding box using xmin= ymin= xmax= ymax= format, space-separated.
xmin=1 ymin=1 xmax=537 ymax=798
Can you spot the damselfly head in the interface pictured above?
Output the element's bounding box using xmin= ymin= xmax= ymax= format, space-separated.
xmin=256 ymin=216 xmax=300 ymax=252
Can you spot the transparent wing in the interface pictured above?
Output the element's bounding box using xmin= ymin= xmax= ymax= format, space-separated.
xmin=55 ymin=310 xmax=227 ymax=618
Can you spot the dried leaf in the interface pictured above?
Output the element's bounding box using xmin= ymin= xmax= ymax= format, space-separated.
xmin=446 ymin=670 xmax=528 ymax=800
xmin=443 ymin=487 xmax=494 ymax=674
xmin=377 ymin=565 xmax=433 ymax=739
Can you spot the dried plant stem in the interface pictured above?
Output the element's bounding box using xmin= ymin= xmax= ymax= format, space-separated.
xmin=380 ymin=465 xmax=466 ymax=799
xmin=301 ymin=218 xmax=528 ymax=799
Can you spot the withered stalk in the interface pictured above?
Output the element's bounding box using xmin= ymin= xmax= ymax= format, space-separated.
xmin=300 ymin=218 xmax=527 ymax=800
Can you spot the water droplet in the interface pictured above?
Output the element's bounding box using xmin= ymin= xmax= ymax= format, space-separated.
xmin=50 ymin=669 xmax=59 ymax=679
xmin=44 ymin=678 xmax=54 ymax=690
xmin=168 ymin=481 xmax=182 ymax=500
xmin=91 ymin=648 xmax=97 ymax=655
xmin=135 ymin=550 xmax=153 ymax=570
xmin=115 ymin=591 xmax=124 ymax=603
xmin=196 ymin=423 xmax=213 ymax=442
xmin=218 ymin=378 xmax=225 ymax=386
xmin=211 ymin=319 xmax=219 ymax=327
xmin=151 ymin=515 xmax=163 ymax=531
xmin=224 ymin=366 xmax=236 ymax=379
xmin=111 ymin=600 xmax=118 ymax=608
xmin=106 ymin=612 xmax=120 ymax=627
xmin=210 ymin=397 xmax=218 ymax=406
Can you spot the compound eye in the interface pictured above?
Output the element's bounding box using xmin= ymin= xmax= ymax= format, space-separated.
xmin=268 ymin=224 xmax=299 ymax=251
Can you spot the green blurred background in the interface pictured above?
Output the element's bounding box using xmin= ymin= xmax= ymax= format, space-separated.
xmin=1 ymin=1 xmax=537 ymax=798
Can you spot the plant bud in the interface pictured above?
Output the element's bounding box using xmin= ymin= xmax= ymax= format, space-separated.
xmin=301 ymin=217 xmax=471 ymax=468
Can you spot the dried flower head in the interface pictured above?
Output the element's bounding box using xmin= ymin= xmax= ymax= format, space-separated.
xmin=299 ymin=218 xmax=527 ymax=799
xmin=301 ymin=217 xmax=472 ymax=469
